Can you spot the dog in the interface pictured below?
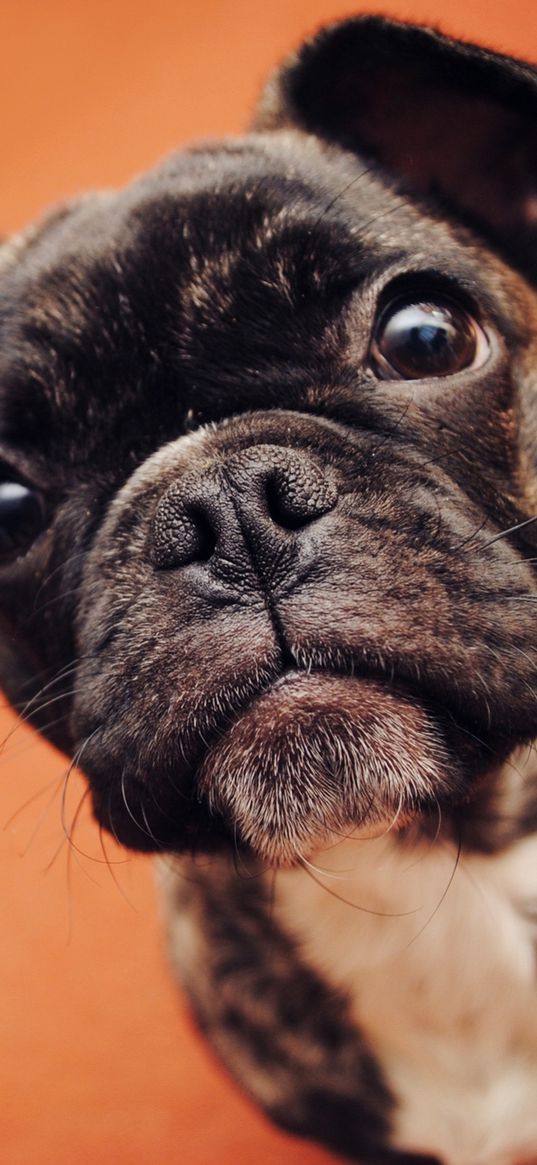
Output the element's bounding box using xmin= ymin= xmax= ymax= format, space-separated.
xmin=1 ymin=14 xmax=537 ymax=1164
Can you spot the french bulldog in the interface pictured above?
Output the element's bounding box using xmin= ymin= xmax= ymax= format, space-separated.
xmin=1 ymin=14 xmax=537 ymax=1165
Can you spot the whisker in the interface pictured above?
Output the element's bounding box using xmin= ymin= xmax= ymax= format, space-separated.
xmin=32 ymin=548 xmax=87 ymax=611
xmin=55 ymin=730 xmax=132 ymax=866
xmin=471 ymin=514 xmax=537 ymax=554
xmin=0 ymin=663 xmax=81 ymax=753
xmin=105 ymin=786 xmax=124 ymax=851
xmin=447 ymin=517 xmax=488 ymax=555
xmin=307 ymin=165 xmax=376 ymax=240
xmin=20 ymin=771 xmax=67 ymax=857
xmin=6 ymin=687 xmax=82 ymax=737
xmin=299 ymin=854 xmax=352 ymax=880
xmin=61 ymin=786 xmax=102 ymax=886
xmin=98 ymin=826 xmax=137 ymax=910
xmin=431 ymin=800 xmax=443 ymax=846
xmin=373 ymin=791 xmax=405 ymax=840
xmin=41 ymin=829 xmax=69 ymax=874
xmin=357 ymin=198 xmax=410 ymax=237
xmin=0 ymin=713 xmax=71 ymax=762
xmin=120 ymin=769 xmax=164 ymax=847
xmin=59 ymin=730 xmax=101 ymax=852
xmin=17 ymin=660 xmax=80 ymax=713
xmin=43 ymin=786 xmax=100 ymax=880
xmin=231 ymin=823 xmax=267 ymax=880
xmin=3 ymin=770 xmax=65 ymax=831
xmin=367 ymin=401 xmax=413 ymax=458
xmin=296 ymin=857 xmax=420 ymax=918
xmin=404 ymin=829 xmax=462 ymax=951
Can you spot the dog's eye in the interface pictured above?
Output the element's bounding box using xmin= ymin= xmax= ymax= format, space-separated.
xmin=371 ymin=296 xmax=489 ymax=380
xmin=0 ymin=482 xmax=45 ymax=562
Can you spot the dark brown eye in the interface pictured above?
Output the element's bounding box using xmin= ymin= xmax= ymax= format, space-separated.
xmin=0 ymin=482 xmax=45 ymax=561
xmin=371 ymin=296 xmax=489 ymax=381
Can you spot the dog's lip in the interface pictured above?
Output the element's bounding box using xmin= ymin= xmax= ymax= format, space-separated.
xmin=85 ymin=655 xmax=491 ymax=856
xmin=82 ymin=644 xmax=492 ymax=804
xmin=188 ymin=653 xmax=481 ymax=779
xmin=288 ymin=648 xmax=500 ymax=742
xmin=265 ymin=661 xmax=409 ymax=701
xmin=271 ymin=657 xmax=454 ymax=727
xmin=83 ymin=651 xmax=482 ymax=766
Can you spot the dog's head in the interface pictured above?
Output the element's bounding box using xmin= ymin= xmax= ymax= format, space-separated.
xmin=1 ymin=17 xmax=537 ymax=864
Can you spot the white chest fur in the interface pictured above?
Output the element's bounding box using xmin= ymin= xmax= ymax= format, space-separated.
xmin=275 ymin=829 xmax=537 ymax=1165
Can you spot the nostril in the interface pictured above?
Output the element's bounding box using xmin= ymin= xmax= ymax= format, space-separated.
xmin=265 ymin=477 xmax=312 ymax=530
xmin=149 ymin=445 xmax=338 ymax=570
xmin=187 ymin=507 xmax=218 ymax=562
xmin=150 ymin=496 xmax=218 ymax=570
xmin=264 ymin=463 xmax=338 ymax=531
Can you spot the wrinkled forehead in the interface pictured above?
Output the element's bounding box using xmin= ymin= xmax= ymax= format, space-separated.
xmin=0 ymin=132 xmax=530 ymax=454
xmin=0 ymin=133 xmax=514 ymax=302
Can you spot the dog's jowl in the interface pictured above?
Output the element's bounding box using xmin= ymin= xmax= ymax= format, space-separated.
xmin=2 ymin=15 xmax=537 ymax=1165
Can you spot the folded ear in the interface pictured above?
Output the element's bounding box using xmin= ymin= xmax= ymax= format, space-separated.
xmin=253 ymin=17 xmax=537 ymax=279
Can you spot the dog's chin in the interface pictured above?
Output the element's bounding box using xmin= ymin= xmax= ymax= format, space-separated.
xmin=86 ymin=671 xmax=483 ymax=866
xmin=196 ymin=672 xmax=466 ymax=866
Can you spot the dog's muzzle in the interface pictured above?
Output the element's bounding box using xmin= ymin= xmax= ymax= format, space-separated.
xmin=71 ymin=413 xmax=536 ymax=863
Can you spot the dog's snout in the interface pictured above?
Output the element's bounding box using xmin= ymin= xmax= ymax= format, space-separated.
xmin=149 ymin=445 xmax=338 ymax=570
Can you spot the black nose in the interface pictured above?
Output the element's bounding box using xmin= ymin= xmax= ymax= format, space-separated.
xmin=150 ymin=445 xmax=338 ymax=570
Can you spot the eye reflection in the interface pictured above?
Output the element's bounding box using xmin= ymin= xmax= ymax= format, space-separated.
xmin=371 ymin=296 xmax=489 ymax=381
xmin=0 ymin=481 xmax=45 ymax=560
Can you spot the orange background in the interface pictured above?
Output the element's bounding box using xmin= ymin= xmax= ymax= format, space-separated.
xmin=1 ymin=2 xmax=536 ymax=1163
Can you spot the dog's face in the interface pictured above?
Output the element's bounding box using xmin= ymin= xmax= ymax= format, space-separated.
xmin=1 ymin=18 xmax=537 ymax=864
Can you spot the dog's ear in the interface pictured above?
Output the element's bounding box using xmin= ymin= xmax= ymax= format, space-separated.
xmin=253 ymin=17 xmax=537 ymax=280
